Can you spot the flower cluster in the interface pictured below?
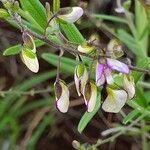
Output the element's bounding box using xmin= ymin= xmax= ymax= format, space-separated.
xmin=55 ymin=39 xmax=135 ymax=114
xmin=17 ymin=5 xmax=135 ymax=114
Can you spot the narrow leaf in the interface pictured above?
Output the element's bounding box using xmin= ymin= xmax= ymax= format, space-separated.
xmin=78 ymin=94 xmax=101 ymax=133
xmin=123 ymin=109 xmax=140 ymax=124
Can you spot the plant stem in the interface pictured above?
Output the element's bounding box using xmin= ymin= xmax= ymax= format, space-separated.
xmin=12 ymin=13 xmax=150 ymax=75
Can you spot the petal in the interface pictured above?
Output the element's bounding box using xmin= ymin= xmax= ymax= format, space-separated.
xmin=22 ymin=32 xmax=36 ymax=53
xmin=74 ymin=73 xmax=81 ymax=96
xmin=115 ymin=7 xmax=125 ymax=13
xmin=104 ymin=67 xmax=114 ymax=85
xmin=96 ymin=63 xmax=105 ymax=86
xmin=83 ymin=82 xmax=97 ymax=112
xmin=59 ymin=7 xmax=83 ymax=23
xmin=107 ymin=58 xmax=129 ymax=74
xmin=21 ymin=50 xmax=39 ymax=73
xmin=77 ymin=44 xmax=94 ymax=54
xmin=87 ymin=82 xmax=97 ymax=112
xmin=56 ymin=81 xmax=69 ymax=113
xmin=102 ymin=88 xmax=127 ymax=113
xmin=74 ymin=64 xmax=88 ymax=96
xmin=123 ymin=75 xmax=135 ymax=99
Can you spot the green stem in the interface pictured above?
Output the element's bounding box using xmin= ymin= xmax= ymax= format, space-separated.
xmin=141 ymin=120 xmax=148 ymax=150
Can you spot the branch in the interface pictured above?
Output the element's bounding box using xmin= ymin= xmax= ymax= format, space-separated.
xmin=12 ymin=13 xmax=150 ymax=75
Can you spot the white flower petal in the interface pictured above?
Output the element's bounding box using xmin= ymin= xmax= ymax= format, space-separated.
xmin=56 ymin=81 xmax=69 ymax=113
xmin=104 ymin=68 xmax=114 ymax=85
xmin=107 ymin=58 xmax=129 ymax=74
xmin=21 ymin=51 xmax=39 ymax=73
xmin=87 ymin=82 xmax=97 ymax=112
xmin=115 ymin=7 xmax=125 ymax=13
xmin=83 ymin=82 xmax=97 ymax=112
xmin=59 ymin=7 xmax=83 ymax=23
xmin=123 ymin=75 xmax=135 ymax=99
xmin=74 ymin=64 xmax=88 ymax=96
xmin=102 ymin=88 xmax=127 ymax=113
xmin=77 ymin=44 xmax=94 ymax=54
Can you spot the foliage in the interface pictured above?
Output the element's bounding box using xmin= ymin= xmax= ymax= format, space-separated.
xmin=0 ymin=0 xmax=150 ymax=149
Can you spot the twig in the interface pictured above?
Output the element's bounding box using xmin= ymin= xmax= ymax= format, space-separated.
xmin=11 ymin=13 xmax=150 ymax=75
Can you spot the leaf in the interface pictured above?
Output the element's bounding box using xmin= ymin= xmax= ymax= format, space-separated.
xmin=0 ymin=70 xmax=56 ymax=118
xmin=91 ymin=14 xmax=127 ymax=23
xmin=127 ymin=100 xmax=143 ymax=112
xmin=117 ymin=29 xmax=141 ymax=56
xmin=134 ymin=87 xmax=148 ymax=107
xmin=42 ymin=53 xmax=77 ymax=74
xmin=53 ymin=0 xmax=60 ymax=12
xmin=3 ymin=40 xmax=44 ymax=56
xmin=19 ymin=0 xmax=47 ymax=28
xmin=3 ymin=44 xmax=22 ymax=56
xmin=78 ymin=94 xmax=101 ymax=133
xmin=135 ymin=0 xmax=149 ymax=56
xmin=132 ymin=57 xmax=150 ymax=82
xmin=123 ymin=109 xmax=140 ymax=124
xmin=59 ymin=22 xmax=85 ymax=44
xmin=26 ymin=114 xmax=55 ymax=149
xmin=18 ymin=9 xmax=44 ymax=33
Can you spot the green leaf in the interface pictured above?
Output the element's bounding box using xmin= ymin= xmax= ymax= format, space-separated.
xmin=19 ymin=0 xmax=47 ymax=28
xmin=0 ymin=70 xmax=56 ymax=118
xmin=117 ymin=29 xmax=141 ymax=56
xmin=91 ymin=14 xmax=127 ymax=24
xmin=59 ymin=22 xmax=85 ymax=44
xmin=53 ymin=0 xmax=60 ymax=12
xmin=26 ymin=114 xmax=55 ymax=149
xmin=3 ymin=44 xmax=22 ymax=56
xmin=78 ymin=94 xmax=101 ymax=133
xmin=42 ymin=53 xmax=77 ymax=74
xmin=18 ymin=9 xmax=44 ymax=33
xmin=123 ymin=109 xmax=140 ymax=124
xmin=132 ymin=57 xmax=150 ymax=82
xmin=135 ymin=0 xmax=149 ymax=56
xmin=134 ymin=87 xmax=148 ymax=107
xmin=3 ymin=40 xmax=44 ymax=56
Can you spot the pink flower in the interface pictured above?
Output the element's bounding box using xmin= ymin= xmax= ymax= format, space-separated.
xmin=96 ymin=58 xmax=129 ymax=86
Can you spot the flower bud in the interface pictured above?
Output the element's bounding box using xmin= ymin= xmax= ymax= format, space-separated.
xmin=54 ymin=80 xmax=69 ymax=113
xmin=74 ymin=63 xmax=88 ymax=96
xmin=58 ymin=7 xmax=83 ymax=23
xmin=123 ymin=75 xmax=135 ymax=99
xmin=83 ymin=81 xmax=97 ymax=112
xmin=22 ymin=32 xmax=36 ymax=53
xmin=20 ymin=48 xmax=39 ymax=73
xmin=107 ymin=39 xmax=124 ymax=59
xmin=77 ymin=43 xmax=95 ymax=54
xmin=72 ymin=140 xmax=80 ymax=149
xmin=20 ymin=32 xmax=39 ymax=73
xmin=12 ymin=1 xmax=20 ymax=12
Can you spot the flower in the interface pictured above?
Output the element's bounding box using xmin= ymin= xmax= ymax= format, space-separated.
xmin=123 ymin=74 xmax=135 ymax=99
xmin=102 ymin=87 xmax=127 ymax=113
xmin=58 ymin=7 xmax=83 ymax=23
xmin=20 ymin=48 xmax=39 ymax=73
xmin=107 ymin=39 xmax=124 ymax=59
xmin=54 ymin=80 xmax=69 ymax=113
xmin=20 ymin=32 xmax=39 ymax=73
xmin=74 ymin=63 xmax=88 ymax=96
xmin=83 ymin=81 xmax=97 ymax=112
xmin=96 ymin=58 xmax=129 ymax=86
xmin=77 ymin=43 xmax=95 ymax=54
